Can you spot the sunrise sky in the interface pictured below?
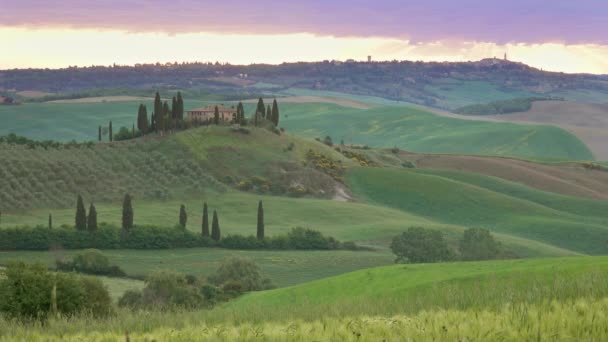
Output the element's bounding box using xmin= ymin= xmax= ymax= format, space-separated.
xmin=2 ymin=0 xmax=607 ymax=73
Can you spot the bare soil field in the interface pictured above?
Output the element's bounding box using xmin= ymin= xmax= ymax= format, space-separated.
xmin=244 ymin=96 xmax=374 ymax=109
xmin=415 ymin=154 xmax=608 ymax=200
xmin=46 ymin=96 xmax=152 ymax=104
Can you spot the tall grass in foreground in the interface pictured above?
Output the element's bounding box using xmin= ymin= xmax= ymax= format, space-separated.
xmin=1 ymin=266 xmax=607 ymax=339
xmin=2 ymin=298 xmax=608 ymax=341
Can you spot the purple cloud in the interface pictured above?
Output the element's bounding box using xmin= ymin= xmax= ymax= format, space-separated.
xmin=2 ymin=0 xmax=607 ymax=44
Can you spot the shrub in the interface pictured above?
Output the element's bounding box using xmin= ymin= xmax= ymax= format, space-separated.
xmin=390 ymin=227 xmax=453 ymax=263
xmin=118 ymin=289 xmax=143 ymax=309
xmin=459 ymin=228 xmax=502 ymax=261
xmin=208 ymin=257 xmax=273 ymax=291
xmin=56 ymin=249 xmax=126 ymax=277
xmin=401 ymin=161 xmax=416 ymax=168
xmin=286 ymin=227 xmax=340 ymax=250
xmin=0 ymin=262 xmax=111 ymax=320
xmin=141 ymin=270 xmax=204 ymax=310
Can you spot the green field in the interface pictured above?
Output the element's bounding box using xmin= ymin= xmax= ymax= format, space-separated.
xmin=0 ymin=248 xmax=392 ymax=288
xmin=347 ymin=167 xmax=608 ymax=254
xmin=0 ymin=99 xmax=594 ymax=160
xmin=279 ymin=103 xmax=593 ymax=160
xmin=2 ymin=256 xmax=608 ymax=341
xmin=2 ymin=189 xmax=579 ymax=256
xmin=0 ymin=125 xmax=351 ymax=211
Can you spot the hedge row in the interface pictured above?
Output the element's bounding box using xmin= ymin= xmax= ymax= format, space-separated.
xmin=0 ymin=225 xmax=361 ymax=251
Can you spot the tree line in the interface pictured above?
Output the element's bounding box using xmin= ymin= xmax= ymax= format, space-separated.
xmin=2 ymin=196 xmax=358 ymax=251
xmin=97 ymin=93 xmax=281 ymax=142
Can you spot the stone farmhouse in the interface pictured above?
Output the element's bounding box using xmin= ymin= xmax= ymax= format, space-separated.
xmin=186 ymin=105 xmax=237 ymax=123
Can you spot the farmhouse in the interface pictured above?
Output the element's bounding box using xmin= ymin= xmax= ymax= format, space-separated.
xmin=186 ymin=105 xmax=237 ymax=123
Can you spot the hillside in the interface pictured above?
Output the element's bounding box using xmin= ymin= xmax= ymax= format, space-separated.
xmin=0 ymin=126 xmax=351 ymax=211
xmin=0 ymin=98 xmax=594 ymax=161
xmin=347 ymin=168 xmax=608 ymax=255
xmin=2 ymin=60 xmax=608 ymax=110
xmin=279 ymin=102 xmax=594 ymax=160
xmin=208 ymin=256 xmax=608 ymax=322
xmin=361 ymin=149 xmax=608 ymax=200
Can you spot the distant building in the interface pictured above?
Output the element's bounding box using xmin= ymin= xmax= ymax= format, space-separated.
xmin=368 ymin=56 xmax=372 ymax=63
xmin=186 ymin=105 xmax=237 ymax=123
xmin=504 ymin=53 xmax=508 ymax=61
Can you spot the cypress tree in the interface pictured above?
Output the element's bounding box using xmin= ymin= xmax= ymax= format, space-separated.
xmin=176 ymin=92 xmax=184 ymax=122
xmin=75 ymin=195 xmax=87 ymax=231
xmin=48 ymin=213 xmax=52 ymax=229
xmin=172 ymin=96 xmax=178 ymax=129
xmin=271 ymin=99 xmax=279 ymax=126
xmin=202 ymin=202 xmax=209 ymax=237
xmin=137 ymin=104 xmax=144 ymax=132
xmin=237 ymin=102 xmax=244 ymax=124
xmin=266 ymin=105 xmax=272 ymax=120
xmin=132 ymin=123 xmax=135 ymax=137
xmin=154 ymin=92 xmax=162 ymax=133
xmin=257 ymin=200 xmax=264 ymax=240
xmin=211 ymin=210 xmax=221 ymax=241
xmin=122 ymin=194 xmax=133 ymax=231
xmin=98 ymin=125 xmax=102 ymax=141
xmin=214 ymin=106 xmax=220 ymax=125
xmin=256 ymin=98 xmax=266 ymax=119
xmin=162 ymin=101 xmax=170 ymax=132
xmin=179 ymin=204 xmax=187 ymax=229
xmin=87 ymin=203 xmax=98 ymax=231
xmin=109 ymin=121 xmax=113 ymax=142
xmin=142 ymin=105 xmax=149 ymax=133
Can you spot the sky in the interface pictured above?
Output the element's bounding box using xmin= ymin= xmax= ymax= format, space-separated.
xmin=2 ymin=0 xmax=608 ymax=73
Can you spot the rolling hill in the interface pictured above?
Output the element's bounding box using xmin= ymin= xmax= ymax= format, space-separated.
xmin=347 ymin=167 xmax=608 ymax=255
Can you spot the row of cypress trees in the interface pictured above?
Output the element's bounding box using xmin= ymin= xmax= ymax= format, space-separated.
xmin=186 ymin=200 xmax=265 ymax=241
xmin=253 ymin=98 xmax=279 ymax=127
xmin=73 ymin=195 xmax=264 ymax=242
xmin=75 ymin=194 xmax=133 ymax=231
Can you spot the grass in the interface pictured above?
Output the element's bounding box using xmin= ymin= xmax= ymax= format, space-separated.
xmin=3 ymin=300 xmax=608 ymax=341
xmin=1 ymin=256 xmax=608 ymax=340
xmin=0 ymin=248 xmax=393 ymax=288
xmin=97 ymin=276 xmax=144 ymax=301
xmin=2 ymin=190 xmax=579 ymax=258
xmin=0 ymin=99 xmax=594 ymax=160
xmin=279 ymin=102 xmax=593 ymax=160
xmin=0 ymin=125 xmax=351 ymax=211
xmin=347 ymin=167 xmax=608 ymax=255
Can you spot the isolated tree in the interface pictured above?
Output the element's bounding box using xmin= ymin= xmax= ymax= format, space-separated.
xmin=214 ymin=106 xmax=220 ymax=125
xmin=211 ymin=210 xmax=221 ymax=241
xmin=132 ymin=123 xmax=135 ymax=137
xmin=154 ymin=92 xmax=162 ymax=133
xmin=266 ymin=105 xmax=272 ymax=120
xmin=459 ymin=228 xmax=501 ymax=261
xmin=75 ymin=195 xmax=87 ymax=231
xmin=390 ymin=227 xmax=452 ymax=263
xmin=98 ymin=125 xmax=102 ymax=141
xmin=202 ymin=202 xmax=209 ymax=237
xmin=48 ymin=213 xmax=52 ymax=229
xmin=271 ymin=98 xmax=279 ymax=126
xmin=256 ymin=98 xmax=266 ymax=119
xmin=122 ymin=194 xmax=133 ymax=231
xmin=179 ymin=204 xmax=187 ymax=229
xmin=109 ymin=121 xmax=113 ymax=142
xmin=257 ymin=200 xmax=264 ymax=240
xmin=87 ymin=203 xmax=98 ymax=231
